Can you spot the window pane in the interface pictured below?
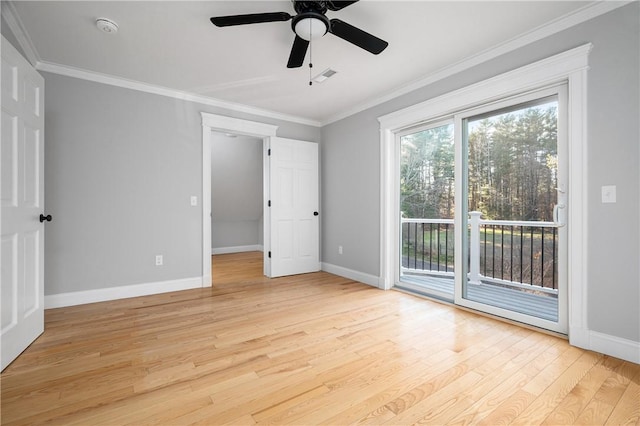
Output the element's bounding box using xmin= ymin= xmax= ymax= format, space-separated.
xmin=400 ymin=123 xmax=454 ymax=219
xmin=467 ymin=98 xmax=558 ymax=221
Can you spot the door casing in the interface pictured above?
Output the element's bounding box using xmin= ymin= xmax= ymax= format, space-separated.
xmin=201 ymin=113 xmax=278 ymax=282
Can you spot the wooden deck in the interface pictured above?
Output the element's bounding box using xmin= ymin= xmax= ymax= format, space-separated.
xmin=1 ymin=252 xmax=638 ymax=425
xmin=400 ymin=273 xmax=558 ymax=322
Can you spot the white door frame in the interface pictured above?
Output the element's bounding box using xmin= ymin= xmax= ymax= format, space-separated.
xmin=378 ymin=45 xmax=591 ymax=346
xmin=201 ymin=113 xmax=278 ymax=285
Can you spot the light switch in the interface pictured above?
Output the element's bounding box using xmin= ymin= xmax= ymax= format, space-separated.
xmin=190 ymin=196 xmax=198 ymax=206
xmin=601 ymin=185 xmax=616 ymax=203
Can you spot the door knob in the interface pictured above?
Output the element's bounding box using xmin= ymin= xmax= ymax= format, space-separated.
xmin=313 ymin=211 xmax=319 ymax=216
xmin=40 ymin=214 xmax=52 ymax=223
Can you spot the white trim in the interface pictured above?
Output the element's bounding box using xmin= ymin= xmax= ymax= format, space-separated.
xmin=323 ymin=1 xmax=629 ymax=125
xmin=201 ymin=112 xmax=278 ymax=284
xmin=3 ymin=0 xmax=627 ymax=127
xmin=588 ymin=332 xmax=640 ymax=364
xmin=1 ymin=1 xmax=40 ymax=66
xmin=44 ymin=277 xmax=203 ymax=309
xmin=379 ymin=45 xmax=590 ymax=342
xmin=202 ymin=124 xmax=213 ymax=287
xmin=566 ymin=63 xmax=590 ymax=350
xmin=263 ymin=139 xmax=272 ymax=278
xmin=321 ymin=263 xmax=382 ymax=289
xmin=36 ymin=61 xmax=321 ymax=128
xmin=202 ymin=113 xmax=278 ymax=138
xmin=378 ymin=44 xmax=591 ymax=130
xmin=211 ymin=245 xmax=263 ymax=255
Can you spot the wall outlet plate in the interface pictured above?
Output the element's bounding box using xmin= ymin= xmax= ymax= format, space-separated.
xmin=601 ymin=185 xmax=616 ymax=203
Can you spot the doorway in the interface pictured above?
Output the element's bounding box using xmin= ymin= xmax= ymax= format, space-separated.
xmin=210 ymin=133 xmax=264 ymax=255
xmin=201 ymin=113 xmax=320 ymax=284
xmin=201 ymin=113 xmax=278 ymax=285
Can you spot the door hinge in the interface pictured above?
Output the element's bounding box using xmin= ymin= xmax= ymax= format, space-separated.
xmin=268 ymin=200 xmax=271 ymax=207
xmin=268 ymin=251 xmax=271 ymax=258
xmin=268 ymin=148 xmax=271 ymax=156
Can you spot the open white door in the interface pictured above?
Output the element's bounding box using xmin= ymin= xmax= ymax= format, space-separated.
xmin=267 ymin=137 xmax=320 ymax=277
xmin=1 ymin=36 xmax=45 ymax=370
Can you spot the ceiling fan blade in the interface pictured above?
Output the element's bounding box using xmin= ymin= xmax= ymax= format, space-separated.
xmin=287 ymin=36 xmax=309 ymax=68
xmin=329 ymin=18 xmax=388 ymax=54
xmin=326 ymin=1 xmax=359 ymax=11
xmin=210 ymin=12 xmax=291 ymax=27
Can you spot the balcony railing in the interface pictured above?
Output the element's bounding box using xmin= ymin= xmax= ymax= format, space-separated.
xmin=401 ymin=211 xmax=558 ymax=292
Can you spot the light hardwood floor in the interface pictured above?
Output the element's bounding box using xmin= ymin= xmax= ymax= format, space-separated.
xmin=1 ymin=252 xmax=638 ymax=425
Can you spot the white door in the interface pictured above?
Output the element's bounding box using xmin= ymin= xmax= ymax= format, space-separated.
xmin=1 ymin=36 xmax=45 ymax=370
xmin=267 ymin=137 xmax=320 ymax=277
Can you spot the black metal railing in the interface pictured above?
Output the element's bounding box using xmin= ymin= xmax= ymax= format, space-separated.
xmin=401 ymin=217 xmax=558 ymax=291
xmin=477 ymin=223 xmax=557 ymax=290
xmin=401 ymin=219 xmax=454 ymax=273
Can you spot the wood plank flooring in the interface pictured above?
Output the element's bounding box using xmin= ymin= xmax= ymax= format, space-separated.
xmin=1 ymin=251 xmax=638 ymax=425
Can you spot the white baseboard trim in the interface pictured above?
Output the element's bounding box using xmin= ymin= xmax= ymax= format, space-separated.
xmin=211 ymin=245 xmax=263 ymax=255
xmin=321 ymin=262 xmax=382 ymax=289
xmin=588 ymin=331 xmax=640 ymax=364
xmin=45 ymin=276 xmax=204 ymax=309
xmin=570 ymin=326 xmax=639 ymax=363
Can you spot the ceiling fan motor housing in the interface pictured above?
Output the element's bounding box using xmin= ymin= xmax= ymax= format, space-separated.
xmin=292 ymin=1 xmax=329 ymax=15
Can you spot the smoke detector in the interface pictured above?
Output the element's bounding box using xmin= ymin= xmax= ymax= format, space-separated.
xmin=96 ymin=18 xmax=119 ymax=34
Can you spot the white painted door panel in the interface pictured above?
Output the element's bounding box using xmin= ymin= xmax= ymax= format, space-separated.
xmin=269 ymin=137 xmax=319 ymax=277
xmin=1 ymin=36 xmax=45 ymax=371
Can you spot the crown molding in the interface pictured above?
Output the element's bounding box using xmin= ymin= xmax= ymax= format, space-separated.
xmin=1 ymin=0 xmax=40 ymax=66
xmin=4 ymin=0 xmax=630 ymax=128
xmin=3 ymin=0 xmax=320 ymax=127
xmin=322 ymin=0 xmax=632 ymax=126
xmin=36 ymin=61 xmax=322 ymax=127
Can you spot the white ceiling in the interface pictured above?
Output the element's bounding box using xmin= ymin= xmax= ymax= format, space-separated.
xmin=7 ymin=1 xmax=602 ymax=124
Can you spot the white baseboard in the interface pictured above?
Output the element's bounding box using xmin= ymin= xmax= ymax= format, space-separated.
xmin=44 ymin=276 xmax=204 ymax=309
xmin=211 ymin=245 xmax=263 ymax=255
xmin=570 ymin=326 xmax=639 ymax=364
xmin=321 ymin=262 xmax=382 ymax=289
xmin=588 ymin=331 xmax=640 ymax=364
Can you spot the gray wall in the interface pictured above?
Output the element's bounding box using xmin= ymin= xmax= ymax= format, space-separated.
xmin=1 ymin=15 xmax=27 ymax=60
xmin=211 ymin=134 xmax=263 ymax=250
xmin=41 ymin=72 xmax=319 ymax=295
xmin=321 ymin=3 xmax=639 ymax=343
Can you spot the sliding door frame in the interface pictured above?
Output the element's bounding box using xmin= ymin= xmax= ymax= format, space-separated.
xmin=379 ymin=44 xmax=591 ymax=344
xmin=452 ymin=85 xmax=568 ymax=333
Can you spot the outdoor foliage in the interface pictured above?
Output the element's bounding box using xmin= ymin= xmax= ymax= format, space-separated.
xmin=400 ymin=101 xmax=558 ymax=221
xmin=400 ymin=100 xmax=559 ymax=288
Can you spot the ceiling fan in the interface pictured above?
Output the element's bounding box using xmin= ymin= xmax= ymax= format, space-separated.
xmin=210 ymin=1 xmax=389 ymax=69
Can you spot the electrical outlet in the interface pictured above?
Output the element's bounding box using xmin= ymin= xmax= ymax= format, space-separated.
xmin=155 ymin=255 xmax=163 ymax=266
xmin=338 ymin=245 xmax=343 ymax=255
xmin=190 ymin=196 xmax=198 ymax=206
xmin=601 ymin=185 xmax=616 ymax=203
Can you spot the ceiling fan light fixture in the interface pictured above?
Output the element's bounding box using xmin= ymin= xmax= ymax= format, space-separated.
xmin=294 ymin=16 xmax=328 ymax=41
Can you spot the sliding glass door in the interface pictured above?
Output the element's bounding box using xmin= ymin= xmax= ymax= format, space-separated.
xmin=397 ymin=121 xmax=455 ymax=301
xmin=397 ymin=85 xmax=568 ymax=333
xmin=455 ymin=87 xmax=568 ymax=333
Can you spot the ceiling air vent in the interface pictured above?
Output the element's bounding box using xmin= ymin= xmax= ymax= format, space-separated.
xmin=312 ymin=68 xmax=337 ymax=84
